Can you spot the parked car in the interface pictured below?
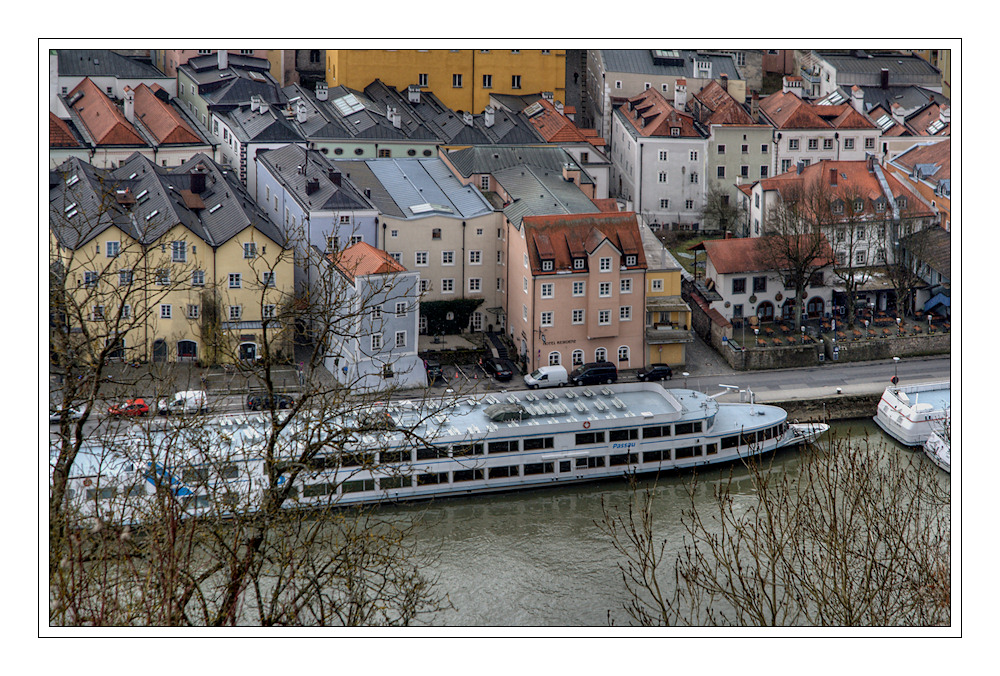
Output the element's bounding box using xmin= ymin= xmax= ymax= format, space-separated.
xmin=637 ymin=363 xmax=673 ymax=382
xmin=569 ymin=361 xmax=618 ymax=386
xmin=481 ymin=357 xmax=515 ymax=381
xmin=523 ymin=365 xmax=568 ymax=389
xmin=246 ymin=393 xmax=294 ymax=411
xmin=108 ymin=398 xmax=149 ymax=417
xmin=157 ymin=390 xmax=208 ymax=415
xmin=424 ymin=358 xmax=443 ymax=384
xmin=49 ymin=406 xmax=83 ymax=424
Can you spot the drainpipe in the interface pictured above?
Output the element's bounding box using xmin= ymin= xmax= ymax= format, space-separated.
xmin=461 ymin=220 xmax=466 ymax=300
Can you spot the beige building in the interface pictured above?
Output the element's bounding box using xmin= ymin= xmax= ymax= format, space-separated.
xmin=50 ymin=152 xmax=293 ymax=365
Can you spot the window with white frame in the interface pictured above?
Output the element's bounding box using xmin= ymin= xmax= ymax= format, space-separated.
xmin=843 ymin=138 xmax=855 ymax=150
xmin=651 ymin=278 xmax=664 ymax=292
xmin=572 ymin=309 xmax=584 ymax=324
xmin=599 ymin=257 xmax=611 ymax=272
xmin=598 ymin=310 xmax=611 ymax=325
xmin=229 ymin=273 xmax=241 ymax=288
xmin=659 ymin=171 xmax=668 ymax=183
xmin=618 ymin=346 xmax=630 ymax=362
xmin=480 ymin=175 xmax=490 ymax=190
xmin=390 ymin=252 xmax=401 ymax=262
xmin=823 ymin=138 xmax=833 ymax=150
xmin=119 ymin=269 xmax=133 ymax=286
xmin=243 ymin=242 xmax=257 ymax=259
xmin=420 ymin=279 xmax=430 ymax=293
xmin=262 ymin=271 xmax=276 ymax=287
xmin=418 ymin=73 xmax=428 ymax=87
xmin=121 ymin=304 xmax=131 ymax=319
xmin=808 ymin=139 xmax=818 ymax=150
xmin=524 ymin=253 xmax=529 ymax=268
xmin=187 ymin=304 xmax=200 ymax=319
xmin=156 ymin=269 xmax=170 ymax=285
xmin=660 ymin=199 xmax=670 ymax=209
xmin=469 ymin=250 xmax=481 ymax=264
xmin=689 ymin=150 xmax=698 ymax=161
xmin=573 ymin=258 xmax=585 ymax=270
xmin=659 ymin=150 xmax=668 ymax=161
xmin=595 ymin=347 xmax=607 ymax=361
xmin=541 ymin=260 xmax=553 ymax=271
xmin=468 ymin=278 xmax=482 ymax=292
xmin=572 ymin=281 xmax=585 ymax=296
xmin=371 ymin=333 xmax=383 ymax=351
xmin=106 ymin=241 xmax=120 ymax=258
xmin=865 ymin=137 xmax=875 ymax=149
xmin=522 ymin=305 xmax=528 ymax=321
xmin=599 ymin=282 xmax=611 ymax=297
xmin=442 ymin=278 xmax=455 ymax=293
xmin=415 ymin=251 xmax=428 ymax=266
xmin=620 ymin=306 xmax=632 ymax=321
xmin=523 ymin=277 xmax=528 ymax=293
xmin=572 ymin=349 xmax=584 ymax=365
xmin=91 ymin=305 xmax=104 ymax=321
xmin=228 ymin=305 xmax=242 ymax=321
xmin=482 ymin=74 xmax=492 ymax=89
xmin=171 ymin=241 xmax=186 ymax=262
xmin=689 ymin=172 xmax=699 ymax=184
xmin=789 ymin=138 xmax=799 ymax=150
xmin=855 ymin=250 xmax=867 ymax=265
xmin=191 ymin=269 xmax=204 ymax=286
xmin=442 ymin=251 xmax=455 ymax=265
xmin=540 ymin=311 xmax=553 ymax=327
xmin=160 ymin=304 xmax=171 ymax=319
xmin=263 ymin=305 xmax=275 ymax=319
xmin=620 ymin=278 xmax=632 ymax=293
xmin=717 ymin=166 xmax=726 ymax=178
xmin=685 ymin=199 xmax=694 ymax=210
xmin=541 ymin=283 xmax=554 ymax=299
xmin=511 ymin=75 xmax=521 ymax=89
xmin=548 ymin=351 xmax=561 ymax=366
xmin=452 ymin=73 xmax=463 ymax=88
xmin=395 ymin=331 xmax=406 ymax=348
xmin=372 ymin=306 xmax=382 ymax=320
xmin=497 ymin=277 xmax=504 ymax=291
xmin=471 ymin=312 xmax=483 ymax=331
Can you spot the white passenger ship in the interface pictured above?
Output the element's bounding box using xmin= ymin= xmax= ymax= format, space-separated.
xmin=873 ymin=381 xmax=950 ymax=447
xmin=55 ymin=382 xmax=828 ymax=523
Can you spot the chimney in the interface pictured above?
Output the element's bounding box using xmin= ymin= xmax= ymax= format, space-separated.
xmin=259 ymin=99 xmax=269 ymax=114
xmin=851 ymin=85 xmax=864 ymax=113
xmin=484 ymin=105 xmax=495 ymax=128
xmin=218 ymin=50 xmax=228 ymax=70
xmin=829 ymin=167 xmax=837 ymax=186
xmin=306 ymin=177 xmax=320 ymax=195
xmin=190 ymin=168 xmax=207 ymax=194
xmin=891 ymin=102 xmax=905 ymax=125
xmin=250 ymin=94 xmax=261 ymax=112
xmin=329 ymin=169 xmax=342 ymax=186
xmin=796 ymin=161 xmax=805 ymax=175
xmin=407 ymin=84 xmax=421 ymax=103
xmin=542 ymin=91 xmax=554 ymax=101
xmin=880 ymin=67 xmax=889 ymax=90
xmin=562 ymin=162 xmax=581 ymax=184
xmin=391 ymin=110 xmax=401 ymax=129
xmin=866 ymin=153 xmax=875 ymax=173
xmin=750 ymin=90 xmax=759 ymax=122
xmin=674 ymin=78 xmax=687 ymax=111
xmin=554 ymin=100 xmax=564 ymax=115
xmin=939 ymin=105 xmax=950 ymax=125
xmin=315 ymin=81 xmax=328 ymax=101
xmin=296 ymin=100 xmax=308 ymax=123
xmin=720 ymin=73 xmax=729 ymax=93
xmin=386 ymin=105 xmax=396 ymax=122
xmin=463 ymin=110 xmax=474 ymax=126
xmin=123 ymin=86 xmax=135 ymax=123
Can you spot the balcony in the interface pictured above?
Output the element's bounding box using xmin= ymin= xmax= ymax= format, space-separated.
xmin=646 ymin=324 xmax=694 ymax=344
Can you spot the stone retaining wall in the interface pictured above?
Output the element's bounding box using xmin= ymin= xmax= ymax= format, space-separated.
xmin=821 ymin=333 xmax=951 ymax=363
xmin=771 ymin=392 xmax=881 ymax=423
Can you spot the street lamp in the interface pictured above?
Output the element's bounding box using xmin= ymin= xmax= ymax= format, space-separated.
xmin=892 ymin=356 xmax=900 ymax=385
xmin=682 ymin=371 xmax=690 ymax=389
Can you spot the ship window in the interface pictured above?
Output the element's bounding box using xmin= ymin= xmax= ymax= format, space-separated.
xmin=721 ymin=435 xmax=740 ymax=449
xmin=575 ymin=431 xmax=606 ymax=445
xmin=380 ymin=477 xmax=410 ymax=490
xmin=341 ymin=479 xmax=375 ymax=493
xmin=219 ymin=464 xmax=239 ymax=479
xmin=643 ymin=450 xmax=664 ymax=463
xmin=706 ymin=443 xmax=719 ymax=455
xmin=488 ymin=440 xmax=517 ymax=454
xmin=182 ymin=468 xmax=210 ymax=484
xmin=453 ymin=442 xmax=484 ymax=456
xmin=381 ymin=449 xmax=412 ymax=464
xmin=488 ymin=465 xmax=518 ymax=478
xmin=609 ymin=429 xmax=638 ymax=441
xmin=340 ymin=452 xmax=370 ymax=468
xmin=523 ymin=462 xmax=554 ymax=475
xmin=303 ymin=483 xmax=335 ymax=498
xmin=675 ymin=446 xmax=699 ymax=459
xmin=86 ymin=487 xmax=118 ymax=501
xmin=643 ymin=425 xmax=671 ymax=438
xmin=453 ymin=469 xmax=484 ymax=482
xmin=416 ymin=472 xmax=448 ymax=485
xmin=675 ymin=422 xmax=700 ymax=435
xmin=559 ymin=461 xmax=572 ymax=473
xmin=523 ymin=437 xmax=554 ymax=450
xmin=417 ymin=446 xmax=447 ymax=460
xmin=576 ymin=456 xmax=605 ymax=468
xmin=609 ymin=453 xmax=638 ymax=466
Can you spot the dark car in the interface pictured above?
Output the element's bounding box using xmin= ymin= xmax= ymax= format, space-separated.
xmin=637 ymin=363 xmax=673 ymax=382
xmin=569 ymin=361 xmax=618 ymax=386
xmin=246 ymin=393 xmax=294 ymax=411
xmin=481 ymin=357 xmax=515 ymax=381
xmin=424 ymin=358 xmax=443 ymax=384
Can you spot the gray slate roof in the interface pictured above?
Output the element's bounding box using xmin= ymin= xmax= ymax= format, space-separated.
xmin=600 ymin=50 xmax=740 ymax=79
xmin=257 ymin=144 xmax=374 ymax=212
xmin=57 ymin=49 xmax=166 ymax=79
xmin=443 ymin=145 xmax=593 ymax=185
xmin=354 ymin=158 xmax=493 ymax=220
xmin=225 ymin=105 xmax=304 ymax=143
xmin=494 ymin=164 xmax=601 ymax=228
xmin=50 ymin=152 xmax=287 ymax=251
xmin=817 ymin=52 xmax=941 ymax=79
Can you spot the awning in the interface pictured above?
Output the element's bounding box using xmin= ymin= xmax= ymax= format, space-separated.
xmin=923 ymin=293 xmax=951 ymax=312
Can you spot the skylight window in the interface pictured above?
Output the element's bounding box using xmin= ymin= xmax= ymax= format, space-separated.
xmin=333 ymin=93 xmax=365 ymax=116
xmin=66 ymin=174 xmax=79 ymax=187
xmin=64 ymin=202 xmax=77 ymax=213
xmin=146 ymin=209 xmax=159 ymax=221
xmin=876 ymin=114 xmax=894 ymax=131
xmin=136 ymin=189 xmax=149 ymax=202
xmin=927 ymin=119 xmax=945 ymax=134
xmin=209 ymin=203 xmax=222 ymax=213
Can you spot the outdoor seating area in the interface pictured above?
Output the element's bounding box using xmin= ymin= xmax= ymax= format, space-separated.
xmin=735 ymin=309 xmax=949 ymax=351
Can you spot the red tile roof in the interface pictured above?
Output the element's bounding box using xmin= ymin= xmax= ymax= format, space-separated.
xmin=699 ymin=234 xmax=834 ymax=274
xmin=757 ymin=159 xmax=935 ymax=220
xmin=49 ymin=112 xmax=81 ymax=148
xmin=69 ymin=77 xmax=145 ymax=145
xmin=589 ymin=198 xmax=620 ymax=212
xmin=329 ymin=241 xmax=407 ymax=282
xmin=893 ymin=139 xmax=950 ymax=181
xmin=620 ymin=88 xmax=702 ymax=138
xmin=760 ymin=90 xmax=876 ymax=131
xmin=692 ymin=80 xmax=756 ymax=126
xmin=132 ymin=84 xmax=202 ymax=145
xmin=521 ymin=212 xmax=647 ymax=275
xmin=526 ymin=99 xmax=606 ymax=148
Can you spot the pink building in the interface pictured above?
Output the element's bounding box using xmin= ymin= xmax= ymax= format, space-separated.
xmin=508 ymin=212 xmax=647 ymax=372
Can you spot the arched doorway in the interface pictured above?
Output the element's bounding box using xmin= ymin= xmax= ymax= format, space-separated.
xmin=806 ymin=297 xmax=825 ymax=317
xmin=756 ymin=301 xmax=775 ymax=321
xmin=152 ymin=339 xmax=167 ymax=362
xmin=781 ymin=299 xmax=797 ymax=321
xmin=239 ymin=342 xmax=257 ymax=361
xmin=177 ymin=340 xmax=197 ymax=362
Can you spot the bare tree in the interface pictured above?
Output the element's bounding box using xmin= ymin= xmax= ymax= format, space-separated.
xmin=599 ymin=434 xmax=951 ymax=627
xmin=49 ymin=158 xmax=456 ymax=626
xmin=700 ymin=184 xmax=746 ymax=236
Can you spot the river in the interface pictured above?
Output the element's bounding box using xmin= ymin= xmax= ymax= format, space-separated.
xmin=380 ymin=418 xmax=949 ymax=626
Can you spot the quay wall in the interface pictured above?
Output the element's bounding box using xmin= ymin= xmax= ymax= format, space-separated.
xmin=821 ymin=333 xmax=951 ymax=363
xmin=767 ymin=392 xmax=881 ymax=422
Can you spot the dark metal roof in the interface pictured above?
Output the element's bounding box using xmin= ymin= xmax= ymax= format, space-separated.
xmin=257 ymin=144 xmax=374 ymax=212
xmin=57 ymin=49 xmax=165 ymax=79
xmin=600 ymin=50 xmax=740 ymax=79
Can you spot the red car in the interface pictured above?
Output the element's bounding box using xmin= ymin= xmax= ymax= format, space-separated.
xmin=108 ymin=398 xmax=149 ymax=416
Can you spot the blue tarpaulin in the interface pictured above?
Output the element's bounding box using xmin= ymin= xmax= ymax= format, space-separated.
xmin=924 ymin=293 xmax=951 ymax=312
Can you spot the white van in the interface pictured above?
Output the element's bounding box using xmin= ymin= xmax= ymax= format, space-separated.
xmin=523 ymin=365 xmax=567 ymax=389
xmin=157 ymin=390 xmax=208 ymax=415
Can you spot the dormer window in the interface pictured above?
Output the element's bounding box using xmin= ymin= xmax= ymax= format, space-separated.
xmin=853 ymin=199 xmax=864 ymax=213
xmin=573 ymin=258 xmax=585 ymax=270
xmin=896 ymin=196 xmax=907 ymax=209
xmin=670 ymin=127 xmax=680 ymax=137
xmin=874 ymin=199 xmax=886 ymax=213
xmin=832 ymin=200 xmax=844 ymax=215
xmin=625 ymin=255 xmax=637 ymax=266
xmin=541 ymin=260 xmax=553 ymax=272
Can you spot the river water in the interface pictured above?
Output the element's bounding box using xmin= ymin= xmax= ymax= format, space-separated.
xmin=381 ymin=418 xmax=949 ymax=626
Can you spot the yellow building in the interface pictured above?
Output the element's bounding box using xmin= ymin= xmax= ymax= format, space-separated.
xmin=325 ymin=49 xmax=566 ymax=113
xmin=912 ymin=49 xmax=951 ymax=99
xmin=639 ymin=223 xmax=693 ymax=367
xmin=50 ymin=153 xmax=294 ymax=366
